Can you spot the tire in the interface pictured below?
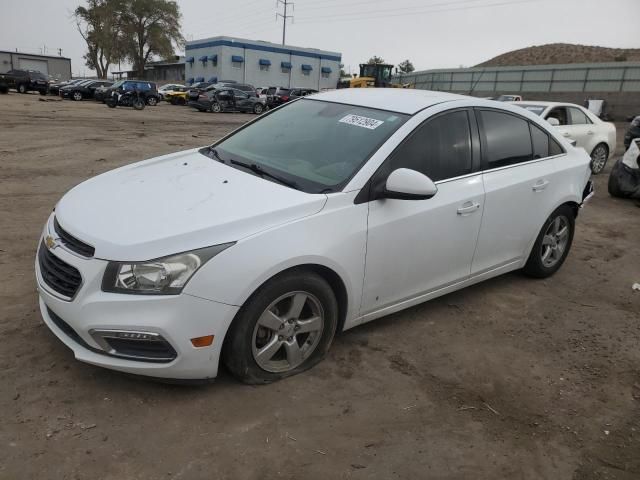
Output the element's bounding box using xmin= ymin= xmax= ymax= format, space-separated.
xmin=253 ymin=103 xmax=264 ymax=114
xmin=132 ymin=98 xmax=145 ymax=110
xmin=72 ymin=91 xmax=83 ymax=101
xmin=223 ymin=270 xmax=338 ymax=384
xmin=39 ymin=89 xmax=47 ymax=96
xmin=211 ymin=102 xmax=222 ymax=113
xmin=17 ymin=84 xmax=27 ymax=94
xmin=106 ymin=98 xmax=117 ymax=108
xmin=523 ymin=205 xmax=575 ymax=278
xmin=146 ymin=96 xmax=158 ymax=106
xmin=590 ymin=143 xmax=609 ymax=174
xmin=177 ymin=97 xmax=186 ymax=106
xmin=0 ymin=85 xmax=8 ymax=94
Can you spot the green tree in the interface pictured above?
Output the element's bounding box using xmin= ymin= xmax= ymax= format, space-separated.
xmin=74 ymin=0 xmax=126 ymax=78
xmin=122 ymin=0 xmax=184 ymax=78
xmin=397 ymin=59 xmax=415 ymax=74
xmin=367 ymin=56 xmax=385 ymax=65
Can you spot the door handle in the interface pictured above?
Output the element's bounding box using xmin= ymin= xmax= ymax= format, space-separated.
xmin=587 ymin=130 xmax=594 ymax=135
xmin=532 ymin=179 xmax=550 ymax=192
xmin=561 ymin=132 xmax=571 ymax=137
xmin=457 ymin=201 xmax=481 ymax=215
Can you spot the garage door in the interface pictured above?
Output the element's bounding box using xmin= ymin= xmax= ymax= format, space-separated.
xmin=18 ymin=58 xmax=48 ymax=75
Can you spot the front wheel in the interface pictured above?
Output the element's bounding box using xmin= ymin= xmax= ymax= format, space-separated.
xmin=523 ymin=205 xmax=575 ymax=278
xmin=223 ymin=270 xmax=338 ymax=384
xmin=211 ymin=102 xmax=222 ymax=113
xmin=146 ymin=96 xmax=158 ymax=106
xmin=132 ymin=97 xmax=145 ymax=110
xmin=590 ymin=144 xmax=609 ymax=174
xmin=72 ymin=91 xmax=83 ymax=101
xmin=106 ymin=97 xmax=117 ymax=108
xmin=17 ymin=84 xmax=27 ymax=94
xmin=253 ymin=103 xmax=264 ymax=114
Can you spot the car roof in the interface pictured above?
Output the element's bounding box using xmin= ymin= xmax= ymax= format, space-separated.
xmin=312 ymin=88 xmax=467 ymax=115
xmin=515 ymin=101 xmax=583 ymax=108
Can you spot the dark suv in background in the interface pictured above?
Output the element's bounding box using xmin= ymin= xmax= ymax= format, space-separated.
xmin=266 ymin=87 xmax=317 ymax=108
xmin=105 ymin=80 xmax=160 ymax=105
xmin=0 ymin=69 xmax=49 ymax=95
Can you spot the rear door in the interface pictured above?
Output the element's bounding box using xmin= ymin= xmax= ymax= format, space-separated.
xmin=233 ymin=89 xmax=251 ymax=111
xmin=472 ymin=109 xmax=564 ymax=274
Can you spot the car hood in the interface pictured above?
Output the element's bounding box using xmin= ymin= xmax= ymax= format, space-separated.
xmin=55 ymin=148 xmax=327 ymax=261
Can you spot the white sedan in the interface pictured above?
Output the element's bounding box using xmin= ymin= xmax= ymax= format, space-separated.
xmin=514 ymin=101 xmax=616 ymax=174
xmin=36 ymin=89 xmax=592 ymax=383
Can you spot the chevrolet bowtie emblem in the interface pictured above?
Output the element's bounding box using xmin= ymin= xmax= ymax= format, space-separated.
xmin=45 ymin=235 xmax=58 ymax=250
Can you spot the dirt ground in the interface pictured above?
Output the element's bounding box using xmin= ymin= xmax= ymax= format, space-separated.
xmin=0 ymin=93 xmax=639 ymax=480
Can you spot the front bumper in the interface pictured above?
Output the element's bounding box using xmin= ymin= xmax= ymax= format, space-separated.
xmin=35 ymin=214 xmax=239 ymax=379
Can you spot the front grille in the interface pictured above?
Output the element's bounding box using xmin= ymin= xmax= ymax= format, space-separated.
xmin=38 ymin=242 xmax=82 ymax=298
xmin=47 ymin=307 xmax=97 ymax=352
xmin=54 ymin=218 xmax=95 ymax=257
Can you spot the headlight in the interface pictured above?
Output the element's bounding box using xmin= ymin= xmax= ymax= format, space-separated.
xmin=101 ymin=243 xmax=234 ymax=295
xmin=631 ymin=117 xmax=640 ymax=128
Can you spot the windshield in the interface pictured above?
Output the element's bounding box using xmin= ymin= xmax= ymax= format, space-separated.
xmin=515 ymin=104 xmax=546 ymax=116
xmin=211 ymin=99 xmax=408 ymax=193
xmin=267 ymin=87 xmax=277 ymax=95
xmin=111 ymin=80 xmax=125 ymax=88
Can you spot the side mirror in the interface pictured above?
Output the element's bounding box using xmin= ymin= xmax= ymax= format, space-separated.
xmin=547 ymin=117 xmax=560 ymax=126
xmin=384 ymin=168 xmax=438 ymax=200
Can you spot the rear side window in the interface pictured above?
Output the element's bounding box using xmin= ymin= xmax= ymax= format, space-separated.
xmin=388 ymin=110 xmax=473 ymax=182
xmin=479 ymin=110 xmax=532 ymax=168
xmin=569 ymin=107 xmax=591 ymax=125
xmin=530 ymin=123 xmax=550 ymax=159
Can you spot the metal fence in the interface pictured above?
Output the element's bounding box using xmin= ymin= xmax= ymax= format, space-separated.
xmin=394 ymin=62 xmax=640 ymax=93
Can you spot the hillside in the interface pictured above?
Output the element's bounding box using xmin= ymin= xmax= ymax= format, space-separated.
xmin=476 ymin=43 xmax=640 ymax=67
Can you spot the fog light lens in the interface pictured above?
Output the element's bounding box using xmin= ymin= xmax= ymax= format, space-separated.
xmin=191 ymin=335 xmax=214 ymax=347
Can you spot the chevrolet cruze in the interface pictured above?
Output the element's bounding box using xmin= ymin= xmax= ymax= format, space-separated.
xmin=36 ymin=89 xmax=593 ymax=383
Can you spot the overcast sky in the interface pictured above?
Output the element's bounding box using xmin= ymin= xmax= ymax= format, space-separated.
xmin=1 ymin=0 xmax=638 ymax=77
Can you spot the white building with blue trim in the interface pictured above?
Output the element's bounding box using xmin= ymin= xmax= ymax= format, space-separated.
xmin=184 ymin=36 xmax=341 ymax=90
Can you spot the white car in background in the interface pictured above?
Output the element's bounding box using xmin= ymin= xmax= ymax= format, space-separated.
xmin=514 ymin=101 xmax=616 ymax=174
xmin=157 ymin=83 xmax=185 ymax=101
xmin=36 ymin=89 xmax=593 ymax=383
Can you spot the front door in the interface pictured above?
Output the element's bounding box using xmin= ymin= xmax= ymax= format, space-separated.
xmin=361 ymin=109 xmax=485 ymax=316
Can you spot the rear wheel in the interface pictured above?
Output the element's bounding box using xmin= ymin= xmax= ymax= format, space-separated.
xmin=17 ymin=84 xmax=27 ymax=94
xmin=39 ymin=89 xmax=47 ymax=96
xmin=523 ymin=205 xmax=575 ymax=278
xmin=106 ymin=97 xmax=117 ymax=108
xmin=223 ymin=270 xmax=338 ymax=384
xmin=211 ymin=102 xmax=222 ymax=113
xmin=146 ymin=96 xmax=158 ymax=106
xmin=590 ymin=143 xmax=609 ymax=174
xmin=253 ymin=103 xmax=264 ymax=114
xmin=72 ymin=91 xmax=83 ymax=101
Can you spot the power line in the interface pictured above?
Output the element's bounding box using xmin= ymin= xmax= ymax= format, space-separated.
xmin=295 ymin=0 xmax=548 ymax=24
xmin=297 ymin=0 xmax=490 ymax=12
xmin=276 ymin=0 xmax=294 ymax=45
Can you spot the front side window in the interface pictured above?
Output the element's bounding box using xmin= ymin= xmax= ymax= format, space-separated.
xmin=479 ymin=110 xmax=532 ymax=168
xmin=569 ymin=107 xmax=591 ymax=125
xmin=386 ymin=110 xmax=473 ymax=182
xmin=546 ymin=107 xmax=569 ymax=126
xmin=211 ymin=99 xmax=408 ymax=193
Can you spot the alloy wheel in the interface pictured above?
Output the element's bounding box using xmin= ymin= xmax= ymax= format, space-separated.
xmin=73 ymin=92 xmax=83 ymax=101
xmin=541 ymin=215 xmax=570 ymax=268
xmin=590 ymin=145 xmax=608 ymax=173
xmin=251 ymin=291 xmax=324 ymax=373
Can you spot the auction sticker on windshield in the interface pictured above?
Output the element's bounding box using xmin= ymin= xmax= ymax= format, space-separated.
xmin=339 ymin=114 xmax=384 ymax=130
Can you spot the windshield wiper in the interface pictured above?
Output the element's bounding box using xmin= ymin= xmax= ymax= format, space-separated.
xmin=229 ymin=159 xmax=298 ymax=190
xmin=202 ymin=146 xmax=225 ymax=163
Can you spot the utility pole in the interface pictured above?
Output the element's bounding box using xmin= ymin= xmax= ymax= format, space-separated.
xmin=276 ymin=0 xmax=294 ymax=46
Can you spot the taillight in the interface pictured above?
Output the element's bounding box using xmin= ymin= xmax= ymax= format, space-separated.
xmin=281 ymin=96 xmax=289 ymax=101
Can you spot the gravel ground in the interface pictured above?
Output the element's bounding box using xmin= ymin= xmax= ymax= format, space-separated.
xmin=0 ymin=93 xmax=639 ymax=480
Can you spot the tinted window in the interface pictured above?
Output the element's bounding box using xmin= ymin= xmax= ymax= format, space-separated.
xmin=480 ymin=110 xmax=532 ymax=168
xmin=530 ymin=123 xmax=550 ymax=159
xmin=387 ymin=110 xmax=473 ymax=182
xmin=569 ymin=107 xmax=591 ymax=125
xmin=550 ymin=137 xmax=564 ymax=156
